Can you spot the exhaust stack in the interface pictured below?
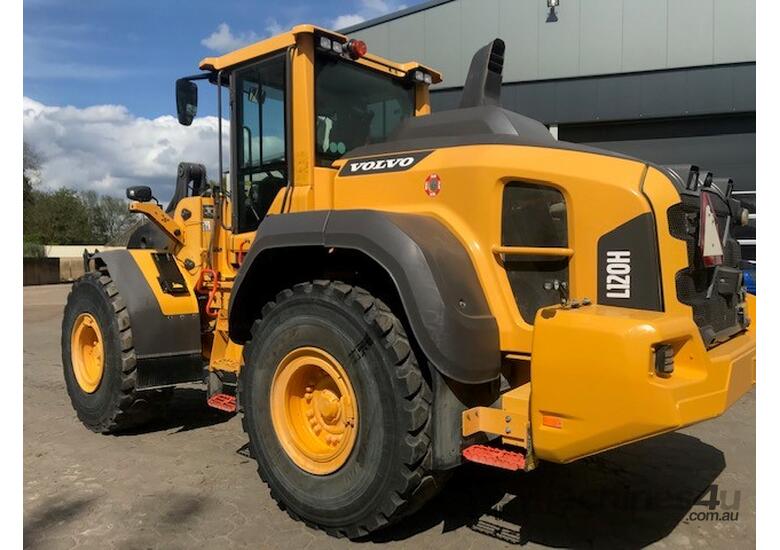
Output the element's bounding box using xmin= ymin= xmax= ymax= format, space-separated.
xmin=459 ymin=38 xmax=505 ymax=108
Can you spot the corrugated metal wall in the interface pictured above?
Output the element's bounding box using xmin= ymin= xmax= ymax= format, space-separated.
xmin=559 ymin=115 xmax=756 ymax=191
xmin=350 ymin=0 xmax=756 ymax=88
xmin=348 ymin=0 xmax=756 ymax=191
xmin=430 ymin=64 xmax=756 ymax=124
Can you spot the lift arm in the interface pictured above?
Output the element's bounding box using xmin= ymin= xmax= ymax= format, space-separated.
xmin=129 ymin=201 xmax=186 ymax=247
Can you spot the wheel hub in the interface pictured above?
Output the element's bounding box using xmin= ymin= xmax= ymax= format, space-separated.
xmin=71 ymin=312 xmax=104 ymax=393
xmin=270 ymin=347 xmax=358 ymax=475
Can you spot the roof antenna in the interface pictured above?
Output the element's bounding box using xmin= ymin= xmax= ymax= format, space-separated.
xmin=459 ymin=38 xmax=505 ymax=109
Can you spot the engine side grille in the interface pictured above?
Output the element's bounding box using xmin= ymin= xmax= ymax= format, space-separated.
xmin=667 ymin=194 xmax=746 ymax=346
xmin=501 ymin=182 xmax=568 ymax=324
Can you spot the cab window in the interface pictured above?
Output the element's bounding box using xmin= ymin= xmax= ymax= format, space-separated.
xmin=234 ymin=53 xmax=287 ymax=232
xmin=314 ymin=51 xmax=415 ymax=165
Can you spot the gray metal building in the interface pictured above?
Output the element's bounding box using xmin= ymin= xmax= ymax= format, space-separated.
xmin=343 ymin=0 xmax=756 ymax=191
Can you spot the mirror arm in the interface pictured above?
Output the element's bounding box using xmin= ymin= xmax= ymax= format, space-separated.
xmin=181 ymin=72 xmax=212 ymax=82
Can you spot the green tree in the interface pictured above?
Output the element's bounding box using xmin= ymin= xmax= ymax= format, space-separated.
xmin=81 ymin=191 xmax=138 ymax=244
xmin=23 ymin=141 xmax=42 ymax=209
xmin=23 ymin=141 xmax=43 ymax=251
xmin=23 ymin=141 xmax=140 ymax=246
xmin=25 ymin=188 xmax=96 ymax=245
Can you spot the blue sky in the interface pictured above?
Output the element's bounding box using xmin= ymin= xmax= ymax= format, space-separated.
xmin=23 ymin=0 xmax=416 ymax=196
xmin=24 ymin=0 xmax=415 ymax=118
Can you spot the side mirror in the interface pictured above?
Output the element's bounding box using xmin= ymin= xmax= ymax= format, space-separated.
xmin=126 ymin=185 xmax=153 ymax=202
xmin=176 ymin=78 xmax=198 ymax=126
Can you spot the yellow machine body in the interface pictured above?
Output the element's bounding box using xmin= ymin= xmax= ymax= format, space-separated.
xmin=115 ymin=24 xmax=755 ymax=467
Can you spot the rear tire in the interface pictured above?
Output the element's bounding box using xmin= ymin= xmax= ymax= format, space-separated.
xmin=61 ymin=269 xmax=145 ymax=433
xmin=240 ymin=280 xmax=441 ymax=538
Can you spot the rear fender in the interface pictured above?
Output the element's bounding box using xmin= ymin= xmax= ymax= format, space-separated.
xmin=229 ymin=210 xmax=501 ymax=385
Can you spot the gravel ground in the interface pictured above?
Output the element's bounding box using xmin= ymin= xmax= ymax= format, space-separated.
xmin=23 ymin=284 xmax=755 ymax=549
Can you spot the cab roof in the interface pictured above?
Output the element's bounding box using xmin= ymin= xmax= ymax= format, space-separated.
xmin=199 ymin=24 xmax=442 ymax=83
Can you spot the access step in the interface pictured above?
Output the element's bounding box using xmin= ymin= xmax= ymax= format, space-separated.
xmin=462 ymin=444 xmax=526 ymax=471
xmin=207 ymin=393 xmax=237 ymax=413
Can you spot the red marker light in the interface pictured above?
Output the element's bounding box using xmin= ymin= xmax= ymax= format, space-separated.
xmin=347 ymin=39 xmax=368 ymax=59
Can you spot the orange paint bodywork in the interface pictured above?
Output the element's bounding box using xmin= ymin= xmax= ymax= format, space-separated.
xmin=127 ymin=25 xmax=755 ymax=465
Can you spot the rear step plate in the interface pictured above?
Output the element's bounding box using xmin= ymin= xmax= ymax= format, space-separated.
xmin=207 ymin=393 xmax=237 ymax=413
xmin=462 ymin=444 xmax=526 ymax=471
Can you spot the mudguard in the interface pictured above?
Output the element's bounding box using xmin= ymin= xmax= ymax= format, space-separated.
xmin=92 ymin=250 xmax=203 ymax=387
xmin=229 ymin=210 xmax=501 ymax=384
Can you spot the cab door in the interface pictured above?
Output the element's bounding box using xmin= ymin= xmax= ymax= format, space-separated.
xmin=230 ymin=52 xmax=289 ymax=235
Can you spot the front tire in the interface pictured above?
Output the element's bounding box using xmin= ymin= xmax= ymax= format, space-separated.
xmin=61 ymin=270 xmax=145 ymax=433
xmin=240 ymin=281 xmax=439 ymax=538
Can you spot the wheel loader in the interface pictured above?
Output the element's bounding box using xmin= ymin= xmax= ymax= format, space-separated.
xmin=61 ymin=24 xmax=756 ymax=538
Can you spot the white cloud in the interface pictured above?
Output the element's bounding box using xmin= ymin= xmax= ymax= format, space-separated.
xmin=264 ymin=18 xmax=284 ymax=37
xmin=201 ymin=23 xmax=259 ymax=53
xmin=200 ymin=4 xmax=407 ymax=57
xmin=332 ymin=14 xmax=367 ymax=29
xmin=332 ymin=0 xmax=407 ymax=30
xmin=200 ymin=20 xmax=291 ymax=54
xmin=362 ymin=0 xmax=394 ymax=12
xmin=23 ymin=97 xmax=229 ymax=201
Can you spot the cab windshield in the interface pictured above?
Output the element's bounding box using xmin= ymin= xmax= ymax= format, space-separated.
xmin=315 ymin=52 xmax=415 ymax=165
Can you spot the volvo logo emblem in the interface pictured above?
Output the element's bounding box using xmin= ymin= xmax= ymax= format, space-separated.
xmin=338 ymin=150 xmax=433 ymax=177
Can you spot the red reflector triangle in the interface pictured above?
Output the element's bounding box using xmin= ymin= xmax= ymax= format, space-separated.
xmin=699 ymin=192 xmax=724 ymax=267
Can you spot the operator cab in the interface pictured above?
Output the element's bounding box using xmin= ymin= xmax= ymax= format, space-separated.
xmin=173 ymin=25 xmax=441 ymax=235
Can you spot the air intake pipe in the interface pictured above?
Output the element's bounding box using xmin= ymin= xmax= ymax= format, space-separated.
xmin=459 ymin=38 xmax=505 ymax=108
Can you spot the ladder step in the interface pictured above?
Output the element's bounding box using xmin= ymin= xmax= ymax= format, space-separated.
xmin=207 ymin=393 xmax=237 ymax=413
xmin=462 ymin=444 xmax=526 ymax=471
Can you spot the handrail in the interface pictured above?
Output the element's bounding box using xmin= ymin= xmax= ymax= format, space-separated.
xmin=492 ymin=245 xmax=574 ymax=258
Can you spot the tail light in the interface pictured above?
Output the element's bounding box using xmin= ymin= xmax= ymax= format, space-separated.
xmin=654 ymin=345 xmax=675 ymax=376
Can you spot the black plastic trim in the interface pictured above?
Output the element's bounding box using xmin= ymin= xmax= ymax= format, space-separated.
xmin=597 ymin=213 xmax=663 ymax=311
xmin=94 ymin=250 xmax=202 ymax=359
xmin=137 ymin=353 xmax=205 ymax=389
xmin=229 ymin=210 xmax=500 ymax=384
xmin=344 ymin=105 xmax=639 ymax=163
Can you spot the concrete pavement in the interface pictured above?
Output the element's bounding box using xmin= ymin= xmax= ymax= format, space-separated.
xmin=23 ymin=284 xmax=755 ymax=549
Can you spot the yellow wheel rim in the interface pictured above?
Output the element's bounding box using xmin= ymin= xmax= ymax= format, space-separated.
xmin=270 ymin=347 xmax=358 ymax=475
xmin=71 ymin=313 xmax=105 ymax=393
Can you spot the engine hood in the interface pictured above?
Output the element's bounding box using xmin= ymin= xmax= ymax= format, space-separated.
xmin=345 ymin=105 xmax=639 ymax=162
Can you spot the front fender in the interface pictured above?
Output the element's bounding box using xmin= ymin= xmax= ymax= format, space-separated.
xmin=93 ymin=249 xmax=201 ymax=360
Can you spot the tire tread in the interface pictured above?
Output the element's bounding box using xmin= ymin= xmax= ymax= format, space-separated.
xmin=240 ymin=280 xmax=439 ymax=539
xmin=64 ymin=268 xmax=143 ymax=433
